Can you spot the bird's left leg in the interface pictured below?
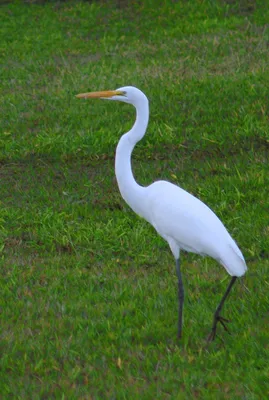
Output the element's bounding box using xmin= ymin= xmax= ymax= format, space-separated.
xmin=176 ymin=258 xmax=184 ymax=339
xmin=207 ymin=276 xmax=237 ymax=342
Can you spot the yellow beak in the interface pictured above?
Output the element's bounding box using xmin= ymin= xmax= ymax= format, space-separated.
xmin=76 ymin=90 xmax=123 ymax=99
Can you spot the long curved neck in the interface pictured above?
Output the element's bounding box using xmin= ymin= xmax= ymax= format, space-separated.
xmin=115 ymin=97 xmax=149 ymax=218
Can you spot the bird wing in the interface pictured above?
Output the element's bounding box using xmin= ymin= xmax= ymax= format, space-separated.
xmin=144 ymin=181 xmax=247 ymax=276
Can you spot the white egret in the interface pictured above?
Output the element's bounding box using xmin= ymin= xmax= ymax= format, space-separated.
xmin=76 ymin=86 xmax=247 ymax=341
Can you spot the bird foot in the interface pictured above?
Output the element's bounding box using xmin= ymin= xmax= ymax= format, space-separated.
xmin=207 ymin=315 xmax=231 ymax=342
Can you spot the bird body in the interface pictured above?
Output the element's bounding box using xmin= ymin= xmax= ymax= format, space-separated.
xmin=141 ymin=180 xmax=246 ymax=277
xmin=76 ymin=86 xmax=247 ymax=341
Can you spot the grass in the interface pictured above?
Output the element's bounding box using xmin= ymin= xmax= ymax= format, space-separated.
xmin=0 ymin=0 xmax=269 ymax=397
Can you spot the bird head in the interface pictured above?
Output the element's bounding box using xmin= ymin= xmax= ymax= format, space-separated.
xmin=76 ymin=86 xmax=147 ymax=106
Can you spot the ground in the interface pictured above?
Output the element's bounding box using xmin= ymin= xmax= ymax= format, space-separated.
xmin=0 ymin=0 xmax=268 ymax=398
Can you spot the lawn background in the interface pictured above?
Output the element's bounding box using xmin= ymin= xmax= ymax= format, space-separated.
xmin=0 ymin=0 xmax=269 ymax=398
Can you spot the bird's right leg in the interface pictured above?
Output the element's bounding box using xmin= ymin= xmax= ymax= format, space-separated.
xmin=176 ymin=258 xmax=184 ymax=339
xmin=207 ymin=276 xmax=237 ymax=342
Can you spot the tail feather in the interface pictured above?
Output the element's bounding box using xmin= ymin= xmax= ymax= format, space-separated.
xmin=220 ymin=242 xmax=247 ymax=277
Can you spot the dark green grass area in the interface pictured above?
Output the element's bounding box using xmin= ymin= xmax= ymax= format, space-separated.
xmin=0 ymin=0 xmax=269 ymax=398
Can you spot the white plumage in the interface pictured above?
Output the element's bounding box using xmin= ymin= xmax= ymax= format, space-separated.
xmin=76 ymin=86 xmax=247 ymax=341
xmin=145 ymin=180 xmax=246 ymax=276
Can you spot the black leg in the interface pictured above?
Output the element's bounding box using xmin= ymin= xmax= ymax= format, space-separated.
xmin=176 ymin=258 xmax=184 ymax=339
xmin=207 ymin=276 xmax=237 ymax=342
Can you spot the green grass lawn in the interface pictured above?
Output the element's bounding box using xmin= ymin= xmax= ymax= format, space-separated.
xmin=1 ymin=0 xmax=269 ymax=398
